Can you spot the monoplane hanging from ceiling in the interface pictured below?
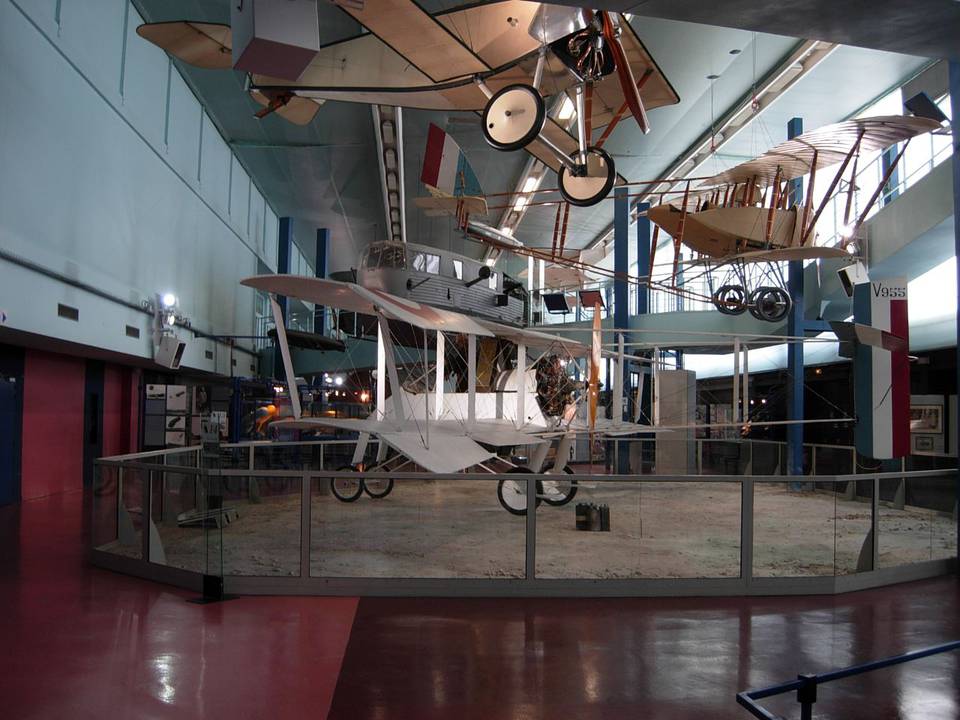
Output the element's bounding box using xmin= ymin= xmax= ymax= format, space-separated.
xmin=136 ymin=0 xmax=679 ymax=206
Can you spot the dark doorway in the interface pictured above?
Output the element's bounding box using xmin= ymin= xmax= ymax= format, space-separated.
xmin=82 ymin=361 xmax=104 ymax=488
xmin=0 ymin=377 xmax=22 ymax=506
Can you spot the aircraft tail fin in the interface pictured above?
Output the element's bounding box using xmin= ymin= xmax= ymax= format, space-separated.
xmin=849 ymin=278 xmax=909 ymax=460
xmin=420 ymin=123 xmax=483 ymax=199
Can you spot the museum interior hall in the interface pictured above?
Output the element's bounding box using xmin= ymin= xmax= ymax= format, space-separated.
xmin=1 ymin=0 xmax=960 ymax=717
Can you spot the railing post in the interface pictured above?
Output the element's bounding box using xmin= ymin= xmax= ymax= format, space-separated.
xmin=300 ymin=472 xmax=310 ymax=580
xmin=797 ymin=674 xmax=817 ymax=720
xmin=741 ymin=478 xmax=754 ymax=590
xmin=525 ymin=473 xmax=537 ymax=582
xmin=143 ymin=469 xmax=152 ymax=563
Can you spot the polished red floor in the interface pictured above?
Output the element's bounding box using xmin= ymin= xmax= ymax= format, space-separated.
xmin=2 ymin=490 xmax=959 ymax=719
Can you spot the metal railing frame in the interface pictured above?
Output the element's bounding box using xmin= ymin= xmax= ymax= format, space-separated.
xmin=91 ymin=437 xmax=958 ymax=597
xmin=737 ymin=640 xmax=960 ymax=719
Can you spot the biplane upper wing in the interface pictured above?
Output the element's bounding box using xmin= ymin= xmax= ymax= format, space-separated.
xmin=475 ymin=318 xmax=589 ymax=358
xmin=136 ymin=22 xmax=232 ymax=69
xmin=701 ymin=115 xmax=941 ymax=187
xmin=249 ymin=2 xmax=678 ymax=171
xmin=241 ymin=275 xmax=495 ymax=337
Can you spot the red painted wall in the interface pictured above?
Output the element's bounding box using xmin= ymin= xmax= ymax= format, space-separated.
xmin=102 ymin=365 xmax=140 ymax=457
xmin=21 ymin=350 xmax=86 ymax=500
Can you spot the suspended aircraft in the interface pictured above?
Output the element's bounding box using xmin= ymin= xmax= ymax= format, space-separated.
xmin=241 ymin=273 xmax=665 ymax=515
xmin=136 ymin=0 xmax=679 ymax=207
xmin=645 ymin=114 xmax=943 ymax=322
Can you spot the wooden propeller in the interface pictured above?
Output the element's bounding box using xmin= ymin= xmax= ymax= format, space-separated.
xmin=599 ymin=11 xmax=650 ymax=134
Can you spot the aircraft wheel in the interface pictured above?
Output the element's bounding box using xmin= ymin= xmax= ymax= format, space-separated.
xmin=362 ymin=477 xmax=394 ymax=499
xmin=497 ymin=467 xmax=544 ymax=516
xmin=558 ymin=146 xmax=616 ymax=207
xmin=542 ymin=464 xmax=578 ymax=507
xmin=331 ymin=465 xmax=364 ymax=503
xmin=748 ymin=286 xmax=791 ymax=322
xmin=712 ymin=284 xmax=747 ymax=315
xmin=482 ymin=84 xmax=546 ymax=152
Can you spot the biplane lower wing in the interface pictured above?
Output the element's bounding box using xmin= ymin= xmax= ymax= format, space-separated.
xmin=275 ymin=416 xmax=496 ymax=473
xmin=467 ymin=420 xmax=550 ymax=447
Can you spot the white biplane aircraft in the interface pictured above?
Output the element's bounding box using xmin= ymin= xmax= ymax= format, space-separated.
xmin=137 ymin=0 xmax=679 ymax=206
xmin=241 ymin=273 xmax=666 ymax=515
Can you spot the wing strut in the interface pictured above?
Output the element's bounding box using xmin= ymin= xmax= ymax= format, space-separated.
xmin=269 ymin=295 xmax=301 ymax=420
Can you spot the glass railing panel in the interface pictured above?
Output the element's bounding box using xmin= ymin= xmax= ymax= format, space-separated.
xmin=148 ymin=466 xmax=205 ymax=572
xmin=750 ymin=442 xmax=782 ymax=476
xmin=700 ymin=440 xmax=747 ymax=475
xmin=92 ymin=463 xmax=120 ymax=550
xmin=813 ymin=446 xmax=856 ymax=476
xmin=834 ymin=479 xmax=874 ymax=575
xmin=879 ymin=474 xmax=957 ymax=568
xmin=753 ymin=480 xmax=837 ymax=576
xmin=92 ymin=465 xmax=145 ymax=560
xmin=210 ymin=473 xmax=303 ymax=577
xmin=310 ymin=475 xmax=525 ymax=578
xmin=535 ymin=479 xmax=741 ymax=579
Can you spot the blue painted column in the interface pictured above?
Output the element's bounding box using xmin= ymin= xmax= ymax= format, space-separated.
xmin=949 ymin=60 xmax=960 ymax=561
xmin=880 ymin=145 xmax=901 ymax=206
xmin=274 ymin=217 xmax=292 ymax=377
xmin=314 ymin=228 xmax=329 ymax=333
xmin=636 ymin=201 xmax=651 ymax=316
xmin=785 ymin=118 xmax=805 ymax=481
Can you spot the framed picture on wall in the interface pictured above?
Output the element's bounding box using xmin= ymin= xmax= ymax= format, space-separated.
xmin=914 ymin=435 xmax=935 ymax=452
xmin=910 ymin=404 xmax=942 ymax=433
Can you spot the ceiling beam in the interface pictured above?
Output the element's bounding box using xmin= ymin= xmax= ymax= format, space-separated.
xmin=372 ymin=105 xmax=406 ymax=243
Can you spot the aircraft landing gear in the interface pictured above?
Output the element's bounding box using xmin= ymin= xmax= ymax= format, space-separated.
xmin=332 ymin=465 xmax=364 ymax=502
xmin=712 ymin=284 xmax=747 ymax=315
xmin=497 ymin=467 xmax=544 ymax=516
xmin=541 ymin=464 xmax=578 ymax=507
xmin=748 ymin=286 xmax=791 ymax=323
xmin=558 ymin=147 xmax=616 ymax=207
xmin=332 ymin=465 xmax=394 ymax=502
xmin=481 ymin=83 xmax=546 ymax=152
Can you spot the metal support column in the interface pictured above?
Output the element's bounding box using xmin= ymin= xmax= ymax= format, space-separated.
xmin=950 ymin=60 xmax=960 ymax=567
xmin=636 ymin=201 xmax=651 ymax=316
xmin=614 ymin=188 xmax=630 ymax=472
xmin=314 ymin=228 xmax=328 ymax=333
xmin=880 ymin=145 xmax=901 ymax=206
xmin=274 ymin=217 xmax=292 ymax=377
xmin=785 ymin=118 xmax=805 ymax=484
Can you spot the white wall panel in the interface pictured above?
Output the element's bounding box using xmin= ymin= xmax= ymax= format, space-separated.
xmin=229 ymin=156 xmax=250 ymax=234
xmin=119 ymin=4 xmax=167 ymax=149
xmin=58 ymin=0 xmax=124 ymax=99
xmin=165 ymin=70 xmax=201 ymax=189
xmin=200 ymin=113 xmax=231 ymax=215
xmin=0 ymin=0 xmax=272 ymax=373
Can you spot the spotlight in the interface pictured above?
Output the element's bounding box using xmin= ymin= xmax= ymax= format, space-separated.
xmin=273 ymin=385 xmax=284 ymax=394
xmin=359 ymin=391 xmax=370 ymax=403
xmin=165 ymin=312 xmax=177 ymax=326
xmin=839 ymin=223 xmax=856 ymax=238
xmin=334 ymin=376 xmax=344 ymax=386
xmin=161 ymin=293 xmax=177 ymax=308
